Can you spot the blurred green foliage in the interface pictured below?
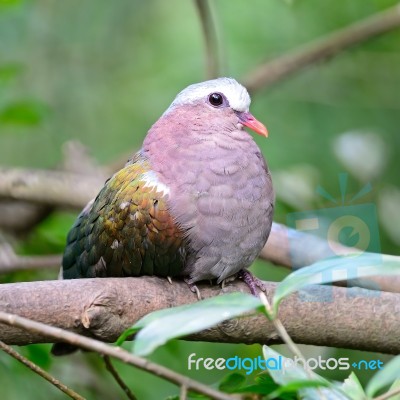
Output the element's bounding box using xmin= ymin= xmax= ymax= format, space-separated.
xmin=0 ymin=99 xmax=49 ymax=125
xmin=0 ymin=0 xmax=399 ymax=399
xmin=20 ymin=211 xmax=77 ymax=254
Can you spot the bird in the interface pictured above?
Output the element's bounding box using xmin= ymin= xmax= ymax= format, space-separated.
xmin=61 ymin=77 xmax=274 ymax=297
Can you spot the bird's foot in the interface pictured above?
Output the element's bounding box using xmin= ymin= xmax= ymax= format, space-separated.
xmin=184 ymin=278 xmax=202 ymax=300
xmin=237 ymin=269 xmax=266 ymax=296
xmin=221 ymin=275 xmax=236 ymax=290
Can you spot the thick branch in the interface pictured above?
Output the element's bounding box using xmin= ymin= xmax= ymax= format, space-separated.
xmin=0 ymin=277 xmax=399 ymax=354
xmin=244 ymin=3 xmax=400 ymax=93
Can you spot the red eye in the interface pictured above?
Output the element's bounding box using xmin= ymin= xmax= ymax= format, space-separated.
xmin=208 ymin=93 xmax=224 ymax=107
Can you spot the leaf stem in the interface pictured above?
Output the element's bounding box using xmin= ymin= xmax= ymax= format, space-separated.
xmin=374 ymin=387 xmax=400 ymax=400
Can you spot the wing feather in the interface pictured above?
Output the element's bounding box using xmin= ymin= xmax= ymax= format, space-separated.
xmin=61 ymin=153 xmax=187 ymax=279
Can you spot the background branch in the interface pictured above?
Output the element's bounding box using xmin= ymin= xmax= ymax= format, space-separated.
xmin=243 ymin=3 xmax=400 ymax=93
xmin=0 ymin=200 xmax=52 ymax=234
xmin=103 ymin=355 xmax=138 ymax=400
xmin=0 ymin=167 xmax=105 ymax=209
xmin=0 ymin=241 xmax=60 ymax=273
xmin=194 ymin=0 xmax=220 ymax=79
xmin=261 ymin=223 xmax=400 ymax=294
xmin=0 ymin=277 xmax=399 ymax=354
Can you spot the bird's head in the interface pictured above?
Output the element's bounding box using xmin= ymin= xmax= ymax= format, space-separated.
xmin=163 ymin=77 xmax=268 ymax=138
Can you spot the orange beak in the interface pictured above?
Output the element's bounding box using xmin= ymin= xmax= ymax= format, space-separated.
xmin=237 ymin=111 xmax=268 ymax=137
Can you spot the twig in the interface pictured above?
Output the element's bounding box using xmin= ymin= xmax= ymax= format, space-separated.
xmin=180 ymin=384 xmax=188 ymax=400
xmin=103 ymin=355 xmax=138 ymax=400
xmin=0 ymin=340 xmax=85 ymax=400
xmin=0 ymin=312 xmax=236 ymax=400
xmin=374 ymin=387 xmax=400 ymax=400
xmin=0 ymin=278 xmax=399 ymax=354
xmin=244 ymin=3 xmax=400 ymax=93
xmin=194 ymin=0 xmax=220 ymax=78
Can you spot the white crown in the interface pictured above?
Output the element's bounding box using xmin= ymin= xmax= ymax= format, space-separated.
xmin=165 ymin=77 xmax=251 ymax=115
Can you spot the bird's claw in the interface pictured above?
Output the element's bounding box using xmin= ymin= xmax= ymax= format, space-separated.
xmin=237 ymin=269 xmax=266 ymax=296
xmin=184 ymin=278 xmax=202 ymax=300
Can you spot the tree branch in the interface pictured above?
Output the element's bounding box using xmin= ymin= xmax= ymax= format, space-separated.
xmin=194 ymin=0 xmax=220 ymax=79
xmin=0 ymin=277 xmax=399 ymax=354
xmin=0 ymin=311 xmax=236 ymax=400
xmin=243 ymin=3 xmax=400 ymax=93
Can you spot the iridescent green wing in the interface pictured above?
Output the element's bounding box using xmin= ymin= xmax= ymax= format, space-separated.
xmin=62 ymin=157 xmax=186 ymax=279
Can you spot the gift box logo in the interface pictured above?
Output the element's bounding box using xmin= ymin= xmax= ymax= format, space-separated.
xmin=286 ymin=173 xmax=381 ymax=300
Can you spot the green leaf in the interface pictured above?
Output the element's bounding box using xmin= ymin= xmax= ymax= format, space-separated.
xmin=0 ymin=100 xmax=49 ymax=126
xmin=115 ymin=326 xmax=141 ymax=346
xmin=267 ymin=380 xmax=331 ymax=400
xmin=387 ymin=379 xmax=400 ymax=400
xmin=227 ymin=374 xmax=278 ymax=395
xmin=226 ymin=373 xmax=321 ymax=399
xmin=339 ymin=373 xmax=366 ymax=400
xmin=234 ymin=382 xmax=281 ymax=396
xmin=21 ymin=345 xmax=52 ymax=370
xmin=273 ymin=253 xmax=400 ymax=314
xmin=232 ymin=374 xmax=281 ymax=395
xmin=0 ymin=64 xmax=22 ymax=82
xmin=218 ymin=373 xmax=246 ymax=393
xmin=121 ymin=292 xmax=262 ymax=356
xmin=262 ymin=346 xmax=349 ymax=400
xmin=0 ymin=0 xmax=23 ymax=7
xmin=366 ymin=355 xmax=400 ymax=397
